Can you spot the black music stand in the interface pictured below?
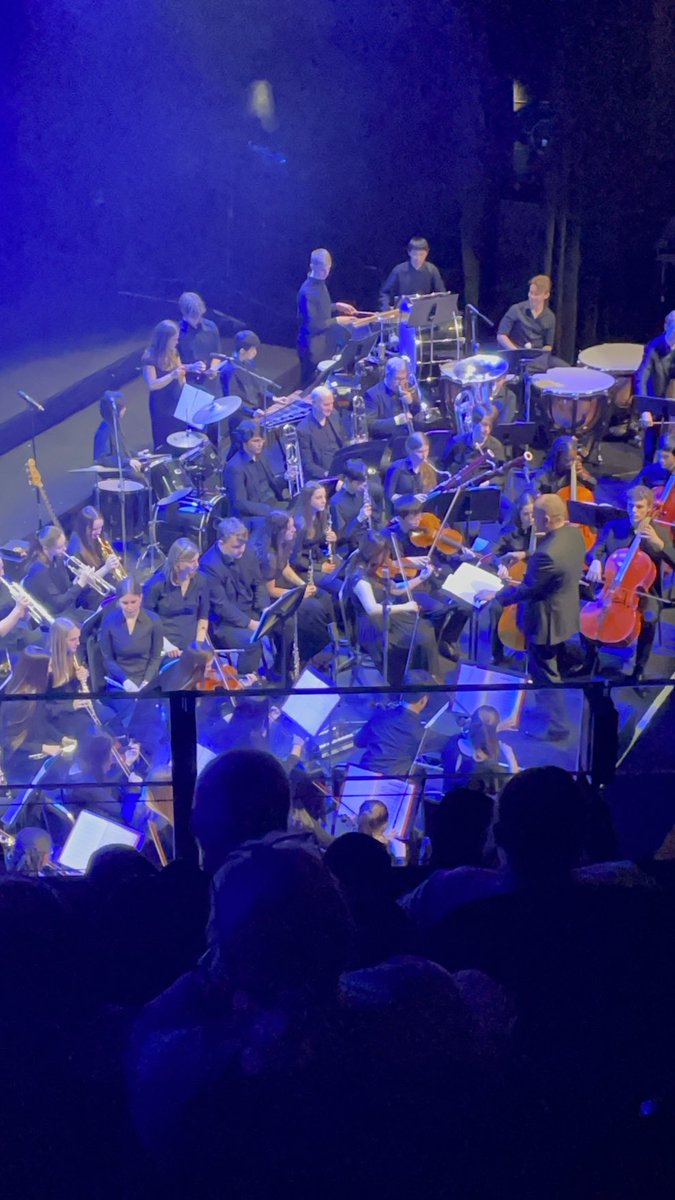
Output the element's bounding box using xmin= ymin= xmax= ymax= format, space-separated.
xmin=493 ymin=422 xmax=537 ymax=454
xmin=636 ymin=395 xmax=675 ymax=424
xmin=567 ymin=500 xmax=628 ymax=529
xmin=330 ymin=440 xmax=388 ymax=476
xmin=403 ymin=292 xmax=460 ymax=330
xmin=455 ymin=486 xmax=502 ymax=534
xmin=251 ymin=585 xmax=307 ymax=688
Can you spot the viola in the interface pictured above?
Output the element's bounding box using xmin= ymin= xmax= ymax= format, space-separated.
xmin=409 ymin=512 xmax=465 ymax=557
xmin=200 ymin=661 xmax=247 ymax=691
xmin=375 ymin=556 xmax=419 ymax=581
xmin=580 ymin=532 xmax=657 ymax=647
xmin=558 ymin=459 xmax=596 ymax=553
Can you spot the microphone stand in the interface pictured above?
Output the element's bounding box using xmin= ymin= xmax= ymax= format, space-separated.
xmin=109 ymin=396 xmax=129 ymax=571
xmin=464 ymin=303 xmax=494 ymax=355
xmin=219 ymin=354 xmax=281 ymax=426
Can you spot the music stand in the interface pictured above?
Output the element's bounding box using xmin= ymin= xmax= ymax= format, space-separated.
xmin=636 ymin=395 xmax=675 ymax=425
xmin=567 ymin=500 xmax=628 ymax=529
xmin=330 ymin=440 xmax=388 ymax=476
xmin=493 ymin=422 xmax=537 ymax=452
xmin=455 ymin=485 xmax=502 ymax=528
xmin=251 ymin=585 xmax=307 ymax=688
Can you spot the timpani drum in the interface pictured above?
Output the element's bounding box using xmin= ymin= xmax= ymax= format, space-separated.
xmin=577 ymin=343 xmax=644 ymax=413
xmin=96 ymin=478 xmax=148 ymax=542
xmin=531 ymin=366 xmax=615 ymax=441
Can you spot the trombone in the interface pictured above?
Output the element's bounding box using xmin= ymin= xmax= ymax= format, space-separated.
xmin=1 ymin=577 xmax=54 ymax=626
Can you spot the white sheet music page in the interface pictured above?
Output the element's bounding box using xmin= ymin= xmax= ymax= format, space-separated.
xmin=441 ymin=562 xmax=504 ymax=609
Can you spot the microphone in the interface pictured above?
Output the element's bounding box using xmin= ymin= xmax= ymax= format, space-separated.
xmin=104 ymin=390 xmax=123 ymax=410
xmin=18 ymin=390 xmax=46 ymax=413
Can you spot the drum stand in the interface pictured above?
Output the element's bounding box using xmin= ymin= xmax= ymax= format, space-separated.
xmin=108 ymin=393 xmax=130 ymax=570
xmin=136 ymin=501 xmax=167 ymax=577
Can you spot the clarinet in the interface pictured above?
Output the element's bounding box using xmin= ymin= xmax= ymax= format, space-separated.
xmin=362 ymin=477 xmax=373 ymax=530
xmin=325 ymin=510 xmax=335 ymax=565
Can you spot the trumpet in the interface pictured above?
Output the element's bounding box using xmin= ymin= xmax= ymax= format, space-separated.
xmin=96 ymin=535 xmax=126 ymax=583
xmin=1 ymin=577 xmax=54 ymax=626
xmin=63 ymin=553 xmax=116 ymax=597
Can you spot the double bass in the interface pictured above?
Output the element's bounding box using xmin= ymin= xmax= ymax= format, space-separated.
xmin=579 ymin=529 xmax=657 ymax=647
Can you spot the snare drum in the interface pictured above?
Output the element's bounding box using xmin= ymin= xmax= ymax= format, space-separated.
xmin=96 ymin=478 xmax=148 ymax=542
xmin=532 ymin=367 xmax=614 ymax=438
xmin=577 ymin=343 xmax=643 ymax=411
xmin=154 ymin=492 xmax=230 ymax=554
xmin=180 ymin=440 xmax=221 ymax=490
xmin=148 ymin=457 xmax=192 ymax=505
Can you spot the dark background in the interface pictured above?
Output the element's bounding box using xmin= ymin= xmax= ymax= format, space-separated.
xmin=1 ymin=0 xmax=674 ymax=360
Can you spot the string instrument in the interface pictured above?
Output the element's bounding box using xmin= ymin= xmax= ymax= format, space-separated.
xmin=409 ymin=513 xmax=465 ymax=557
xmin=579 ymin=530 xmax=657 ymax=646
xmin=375 ymin=555 xmax=419 ymax=581
xmin=494 ymin=524 xmax=537 ymax=652
xmin=25 ymin=459 xmax=64 ymax=532
xmin=557 ymin=460 xmax=596 ymax=552
xmin=200 ymin=662 xmax=247 ymax=691
xmin=652 ymin=473 xmax=675 ymax=527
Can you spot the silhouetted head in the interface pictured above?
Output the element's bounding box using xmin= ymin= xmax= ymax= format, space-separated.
xmin=192 ymin=748 xmax=291 ymax=876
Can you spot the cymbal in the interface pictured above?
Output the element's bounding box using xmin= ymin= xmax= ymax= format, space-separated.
xmin=443 ymin=354 xmax=508 ymax=386
xmin=167 ymin=430 xmax=208 ymax=450
xmin=192 ymin=396 xmax=242 ymax=426
xmin=68 ymin=465 xmax=118 ymax=473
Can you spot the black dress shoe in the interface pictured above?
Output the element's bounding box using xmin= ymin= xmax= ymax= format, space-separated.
xmin=439 ymin=640 xmax=460 ymax=662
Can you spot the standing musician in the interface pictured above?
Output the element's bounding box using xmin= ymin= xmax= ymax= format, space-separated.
xmin=141 ymin=320 xmax=206 ymax=450
xmin=0 ymin=647 xmax=74 ymax=786
xmin=23 ymin=526 xmax=95 ymax=620
xmin=99 ymin=578 xmax=164 ymax=694
xmin=385 ymin=432 xmax=438 ymax=505
xmin=364 ymin=357 xmax=423 ymax=439
xmin=637 ymin=312 xmax=675 ymax=466
xmin=497 ymin=274 xmax=557 ymax=358
xmin=223 ymin=420 xmax=287 ymax=529
xmin=297 ymin=248 xmax=357 ymax=386
xmin=330 ymin=459 xmax=382 ymax=556
xmin=68 ymin=505 xmax=123 ymax=582
xmin=143 ymin=538 xmax=210 ymax=655
xmin=199 ymin=518 xmax=265 ymax=676
xmin=177 ymin=291 xmax=222 ymax=398
xmin=535 ymin=435 xmax=596 ymax=494
xmin=290 ymin=482 xmax=339 ymax=582
xmin=479 ymin=494 xmax=587 ymax=740
xmin=296 ymin=386 xmax=345 ymax=482
xmin=379 ymin=237 xmax=446 ymax=311
xmin=585 ymin=484 xmax=675 ymax=685
xmin=448 ymin=406 xmax=506 ymax=470
xmin=93 ymin=394 xmax=144 ymax=477
xmin=348 ymin=531 xmax=441 ymax=686
xmin=253 ymin=511 xmax=334 ymax=666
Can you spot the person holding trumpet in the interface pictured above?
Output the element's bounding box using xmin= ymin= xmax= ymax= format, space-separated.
xmin=23 ymin=526 xmax=98 ymax=620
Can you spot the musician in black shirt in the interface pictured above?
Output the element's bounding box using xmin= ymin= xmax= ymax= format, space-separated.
xmin=354 ymin=670 xmax=431 ymax=777
xmin=330 ymin=459 xmax=382 ymax=556
xmin=297 ymin=387 xmax=345 ymax=481
xmin=497 ymin=275 xmax=556 ymax=354
xmin=23 ymin=526 xmax=94 ymax=621
xmin=364 ymin=357 xmax=423 ymax=439
xmin=220 ymin=329 xmax=265 ymax=436
xmin=93 ymin=394 xmax=144 ymax=477
xmin=223 ymin=420 xmax=286 ymax=527
xmin=636 ymin=311 xmax=675 ymax=465
xmin=379 ymin=238 xmax=445 ymax=310
xmin=385 ymin=432 xmax=437 ymax=505
xmin=99 ymin=578 xmax=164 ymax=692
xmin=177 ymin=292 xmax=222 ymax=399
xmin=199 ymin=518 xmax=264 ymax=674
xmin=143 ymin=537 xmax=210 ymax=653
xmin=297 ymin=248 xmax=356 ymax=385
xmin=447 ymin=408 xmax=505 ymax=470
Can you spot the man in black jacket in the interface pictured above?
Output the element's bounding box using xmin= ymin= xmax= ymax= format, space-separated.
xmin=636 ymin=311 xmax=675 ymax=465
xmin=199 ymin=518 xmax=264 ymax=673
xmin=364 ymin=357 xmax=423 ymax=440
xmin=296 ymin=248 xmax=356 ymax=385
xmin=484 ymin=494 xmax=587 ymax=738
xmin=296 ymin=387 xmax=344 ymax=482
xmin=223 ymin=420 xmax=286 ymax=528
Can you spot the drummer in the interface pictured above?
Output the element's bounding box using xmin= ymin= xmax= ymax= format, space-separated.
xmin=221 ymin=329 xmax=303 ymax=442
xmin=636 ymin=311 xmax=675 ymax=466
xmin=497 ymin=274 xmax=557 ymax=360
xmin=378 ymin=237 xmax=446 ymax=310
xmin=93 ymin=393 xmax=145 ymax=482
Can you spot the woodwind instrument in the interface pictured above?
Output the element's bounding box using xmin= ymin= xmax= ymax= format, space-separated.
xmin=362 ymin=477 xmax=373 ymax=530
xmin=325 ymin=510 xmax=335 ymax=564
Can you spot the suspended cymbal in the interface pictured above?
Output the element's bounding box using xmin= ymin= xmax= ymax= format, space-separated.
xmin=443 ymin=354 xmax=508 ymax=386
xmin=192 ymin=396 xmax=242 ymax=426
xmin=167 ymin=430 xmax=208 ymax=449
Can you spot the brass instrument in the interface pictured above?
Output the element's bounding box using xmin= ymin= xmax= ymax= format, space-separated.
xmin=1 ymin=576 xmax=54 ymax=626
xmin=351 ymin=393 xmax=369 ymax=443
xmin=96 ymin=535 xmax=126 ymax=583
xmin=63 ymin=553 xmax=116 ymax=597
xmin=281 ymin=423 xmax=304 ymax=496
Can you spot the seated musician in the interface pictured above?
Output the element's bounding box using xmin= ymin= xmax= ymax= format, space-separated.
xmin=330 ymin=459 xmax=382 ymax=557
xmin=198 ymin=518 xmax=265 ymax=676
xmin=364 ymin=356 xmax=423 ymax=439
xmin=253 ymin=511 xmax=334 ymax=667
xmin=586 ymin=484 xmax=675 ymax=685
xmin=158 ymin=642 xmax=216 ymax=692
xmin=637 ymin=314 xmax=675 ymax=465
xmin=23 ymin=526 xmax=95 ymax=621
xmin=177 ymin=291 xmax=222 ymax=399
xmin=68 ymin=505 xmax=122 ymax=582
xmin=66 ymin=731 xmax=144 ymax=825
xmin=223 ymin=420 xmax=286 ymax=529
xmin=297 ymin=248 xmax=357 ymax=386
xmin=535 ymin=435 xmax=596 ymax=495
xmin=47 ymin=617 xmax=95 ymax=742
xmin=99 ymin=578 xmax=164 ymax=693
xmin=635 ymin=428 xmax=675 ymax=490
xmin=348 ymin=531 xmax=441 ymax=687
xmin=379 ymin=237 xmax=445 ymax=310
xmin=93 ymin=393 xmax=144 ymax=478
xmin=442 ymin=705 xmax=519 ymax=795
xmin=385 ymin=432 xmax=437 ymax=505
xmin=0 ymin=554 xmax=33 ymax=651
xmin=221 ymin=330 xmax=301 ymax=438
xmin=447 ymin=406 xmax=505 ymax=470
xmin=291 ymin=482 xmax=339 ymax=585
xmin=143 ymin=537 xmax=210 ymax=656
xmin=497 ymin=274 xmax=557 ymax=360
xmin=354 ymin=669 xmax=432 ymax=776
xmin=0 ymin=646 xmax=74 ymax=786
xmin=296 ymin=386 xmax=345 ymax=482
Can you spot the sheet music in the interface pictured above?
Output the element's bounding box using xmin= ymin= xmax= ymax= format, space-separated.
xmin=173 ymin=383 xmax=213 ymax=428
xmin=441 ymin=562 xmax=504 ymax=609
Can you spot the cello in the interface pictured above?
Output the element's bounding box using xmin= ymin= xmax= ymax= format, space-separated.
xmin=653 ymin=473 xmax=675 ymax=528
xmin=496 ymin=524 xmax=537 ymax=652
xmin=558 ymin=459 xmax=596 ymax=553
xmin=579 ymin=529 xmax=657 ymax=647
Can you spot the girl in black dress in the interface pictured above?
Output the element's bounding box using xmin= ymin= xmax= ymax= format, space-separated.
xmin=0 ymin=646 xmax=75 ymax=787
xmin=99 ymin=578 xmax=163 ymax=693
xmin=253 ymin=511 xmax=334 ymax=666
xmin=143 ymin=537 xmax=210 ymax=655
xmin=142 ymin=320 xmax=206 ymax=450
xmin=291 ymin=482 xmax=339 ymax=577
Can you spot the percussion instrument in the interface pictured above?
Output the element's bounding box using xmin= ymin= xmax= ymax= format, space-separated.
xmin=192 ymin=395 xmax=242 ymax=426
xmin=167 ymin=430 xmax=208 ymax=451
xmin=577 ymin=343 xmax=643 ymax=411
xmin=180 ymin=440 xmax=221 ymax=490
xmin=154 ymin=491 xmax=229 ymax=554
xmin=96 ymin=477 xmax=148 ymax=542
xmin=532 ymin=366 xmax=614 ymax=438
xmin=148 ymin=457 xmax=192 ymax=505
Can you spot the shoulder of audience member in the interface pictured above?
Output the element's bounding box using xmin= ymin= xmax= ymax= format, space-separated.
xmin=399 ymin=866 xmax=511 ymax=926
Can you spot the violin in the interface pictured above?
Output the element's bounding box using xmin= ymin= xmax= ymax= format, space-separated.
xmin=375 ymin=555 xmax=419 ymax=581
xmin=580 ymin=529 xmax=657 ymax=647
xmin=409 ymin=512 xmax=465 ymax=557
xmin=200 ymin=661 xmax=248 ymax=691
xmin=558 ymin=460 xmax=596 ymax=553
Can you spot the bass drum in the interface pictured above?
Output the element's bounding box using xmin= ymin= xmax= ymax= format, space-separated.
xmin=96 ymin=478 xmax=148 ymax=542
xmin=154 ymin=492 xmax=230 ymax=555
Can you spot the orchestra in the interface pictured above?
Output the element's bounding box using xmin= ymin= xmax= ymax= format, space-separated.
xmin=3 ymin=243 xmax=675 ymax=860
